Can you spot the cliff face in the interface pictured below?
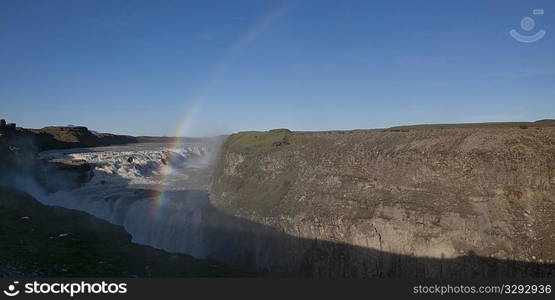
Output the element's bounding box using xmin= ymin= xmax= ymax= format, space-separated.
xmin=0 ymin=123 xmax=137 ymax=153
xmin=210 ymin=125 xmax=555 ymax=277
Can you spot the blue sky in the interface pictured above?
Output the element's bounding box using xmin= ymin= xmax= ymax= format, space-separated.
xmin=1 ymin=0 xmax=554 ymax=136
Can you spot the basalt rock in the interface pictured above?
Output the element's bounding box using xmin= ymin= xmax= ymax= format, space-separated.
xmin=35 ymin=159 xmax=94 ymax=193
xmin=210 ymin=123 xmax=555 ymax=277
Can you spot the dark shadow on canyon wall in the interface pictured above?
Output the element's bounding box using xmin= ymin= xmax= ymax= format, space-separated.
xmin=37 ymin=182 xmax=552 ymax=278
xmin=156 ymin=190 xmax=555 ymax=278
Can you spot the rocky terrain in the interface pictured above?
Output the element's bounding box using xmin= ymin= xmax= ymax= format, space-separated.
xmin=0 ymin=120 xmax=137 ymax=151
xmin=210 ymin=121 xmax=555 ymax=277
xmin=0 ymin=119 xmax=248 ymax=277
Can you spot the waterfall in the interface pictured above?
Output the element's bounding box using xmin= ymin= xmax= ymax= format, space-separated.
xmin=35 ymin=143 xmax=220 ymax=257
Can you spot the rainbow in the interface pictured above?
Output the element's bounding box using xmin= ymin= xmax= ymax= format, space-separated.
xmin=149 ymin=2 xmax=290 ymax=215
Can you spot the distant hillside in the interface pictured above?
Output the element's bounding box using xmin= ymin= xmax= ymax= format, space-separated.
xmin=0 ymin=120 xmax=137 ymax=153
xmin=31 ymin=126 xmax=138 ymax=150
xmin=136 ymin=136 xmax=210 ymax=144
xmin=388 ymin=119 xmax=555 ymax=131
xmin=135 ymin=136 xmax=180 ymax=143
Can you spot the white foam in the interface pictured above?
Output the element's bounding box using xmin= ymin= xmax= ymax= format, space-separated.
xmin=41 ymin=144 xmax=210 ymax=186
xmin=34 ymin=142 xmax=221 ymax=258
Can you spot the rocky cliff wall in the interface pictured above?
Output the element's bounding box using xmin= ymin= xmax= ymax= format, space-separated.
xmin=210 ymin=126 xmax=555 ymax=277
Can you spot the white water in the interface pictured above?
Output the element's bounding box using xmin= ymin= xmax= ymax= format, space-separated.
xmin=39 ymin=143 xmax=211 ymax=188
xmin=33 ymin=142 xmax=225 ymax=257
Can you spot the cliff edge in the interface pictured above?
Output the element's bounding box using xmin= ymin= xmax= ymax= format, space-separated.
xmin=210 ymin=122 xmax=555 ymax=277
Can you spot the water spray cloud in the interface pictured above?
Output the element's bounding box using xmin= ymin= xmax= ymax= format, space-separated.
xmin=151 ymin=1 xmax=291 ymax=212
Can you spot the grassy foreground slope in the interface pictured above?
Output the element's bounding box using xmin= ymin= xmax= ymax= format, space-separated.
xmin=0 ymin=187 xmax=249 ymax=278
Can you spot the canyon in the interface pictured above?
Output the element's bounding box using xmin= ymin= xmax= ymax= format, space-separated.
xmin=1 ymin=120 xmax=554 ymax=277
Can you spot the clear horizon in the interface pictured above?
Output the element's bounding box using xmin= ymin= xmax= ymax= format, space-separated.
xmin=1 ymin=0 xmax=554 ymax=137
